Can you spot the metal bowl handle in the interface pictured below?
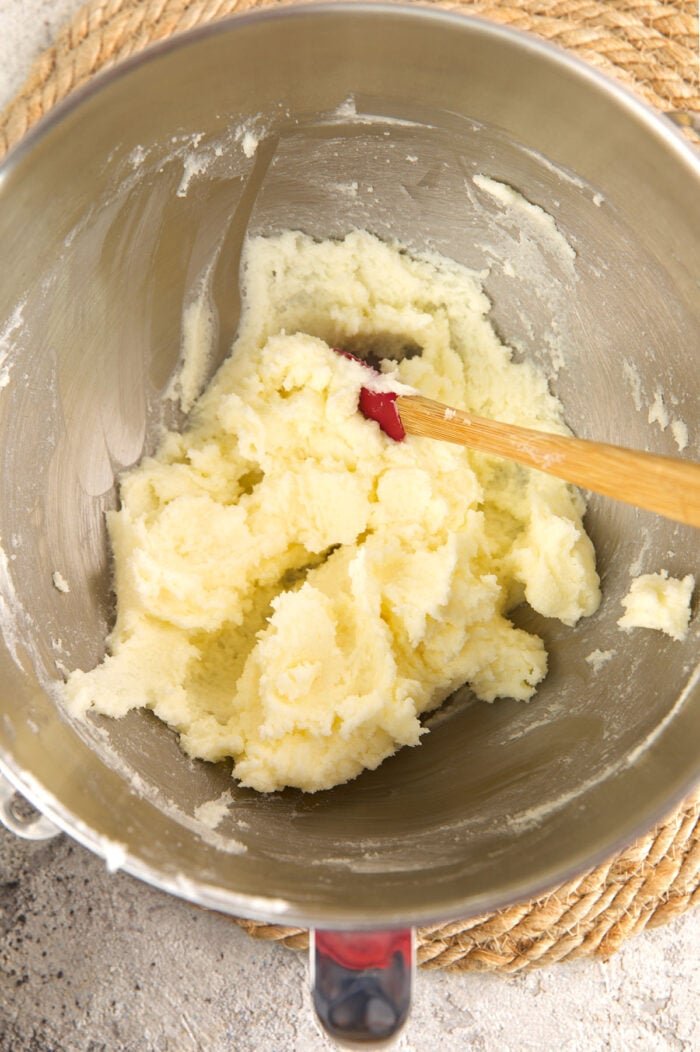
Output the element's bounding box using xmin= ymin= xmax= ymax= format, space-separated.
xmin=0 ymin=771 xmax=62 ymax=841
xmin=310 ymin=928 xmax=414 ymax=1048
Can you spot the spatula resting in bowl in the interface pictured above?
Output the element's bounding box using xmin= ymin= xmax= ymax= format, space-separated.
xmin=334 ymin=349 xmax=700 ymax=528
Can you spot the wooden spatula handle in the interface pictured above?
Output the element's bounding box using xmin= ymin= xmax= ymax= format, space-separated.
xmin=397 ymin=394 xmax=700 ymax=527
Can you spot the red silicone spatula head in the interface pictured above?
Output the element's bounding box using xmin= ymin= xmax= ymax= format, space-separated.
xmin=332 ymin=348 xmax=406 ymax=441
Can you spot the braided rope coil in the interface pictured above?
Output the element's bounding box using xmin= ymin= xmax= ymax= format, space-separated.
xmin=0 ymin=0 xmax=698 ymax=156
xmin=0 ymin=0 xmax=698 ymax=971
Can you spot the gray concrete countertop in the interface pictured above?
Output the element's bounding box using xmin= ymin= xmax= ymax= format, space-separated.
xmin=0 ymin=2 xmax=698 ymax=1049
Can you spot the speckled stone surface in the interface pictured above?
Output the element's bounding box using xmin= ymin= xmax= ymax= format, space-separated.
xmin=0 ymin=3 xmax=699 ymax=1050
xmin=2 ymin=824 xmax=700 ymax=1051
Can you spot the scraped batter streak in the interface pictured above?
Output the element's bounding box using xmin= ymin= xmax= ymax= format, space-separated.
xmin=64 ymin=231 xmax=601 ymax=792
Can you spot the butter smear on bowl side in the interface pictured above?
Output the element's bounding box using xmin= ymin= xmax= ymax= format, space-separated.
xmin=618 ymin=571 xmax=694 ymax=641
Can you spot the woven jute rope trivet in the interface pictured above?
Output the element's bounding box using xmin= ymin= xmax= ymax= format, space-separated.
xmin=0 ymin=0 xmax=698 ymax=153
xmin=1 ymin=0 xmax=698 ymax=973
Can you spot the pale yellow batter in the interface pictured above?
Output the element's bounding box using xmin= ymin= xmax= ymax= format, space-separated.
xmin=64 ymin=231 xmax=600 ymax=792
xmin=618 ymin=571 xmax=694 ymax=641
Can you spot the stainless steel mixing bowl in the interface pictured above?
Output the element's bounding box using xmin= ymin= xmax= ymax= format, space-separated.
xmin=0 ymin=2 xmax=698 ymax=950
